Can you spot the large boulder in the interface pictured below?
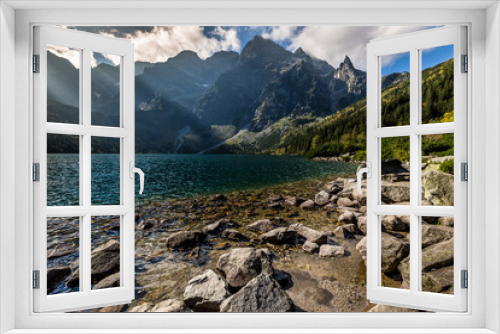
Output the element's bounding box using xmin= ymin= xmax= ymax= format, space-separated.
xmin=422 ymin=170 xmax=454 ymax=206
xmin=319 ymin=244 xmax=345 ymax=257
xmin=338 ymin=211 xmax=357 ymax=225
xmin=246 ymin=219 xmax=275 ymax=232
xmin=381 ymin=183 xmax=410 ymax=203
xmin=421 ymin=224 xmax=454 ymax=248
xmin=184 ymin=269 xmax=230 ymax=312
xmin=398 ymin=238 xmax=454 ymax=282
xmin=47 ymin=267 xmax=71 ymax=290
xmin=381 ymin=215 xmax=408 ymax=232
xmin=166 ymin=230 xmax=205 ymax=249
xmin=216 ymin=248 xmax=273 ymax=289
xmin=150 ymin=299 xmax=186 ymax=312
xmin=220 ymin=274 xmax=294 ymax=312
xmin=259 ymin=227 xmax=298 ymax=245
xmin=92 ymin=272 xmax=120 ymax=290
xmin=421 ymin=265 xmax=454 ymax=293
xmin=47 ymin=243 xmax=77 ymax=259
xmin=67 ymin=240 xmax=120 ymax=288
xmin=356 ymin=234 xmax=409 ymax=273
xmin=292 ymin=224 xmax=327 ymax=244
xmin=314 ymin=190 xmax=331 ymax=206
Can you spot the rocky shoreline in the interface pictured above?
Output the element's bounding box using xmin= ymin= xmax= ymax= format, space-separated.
xmin=46 ymin=158 xmax=455 ymax=313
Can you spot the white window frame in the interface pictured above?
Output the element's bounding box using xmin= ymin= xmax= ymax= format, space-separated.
xmin=33 ymin=26 xmax=136 ymax=312
xmin=1 ymin=1 xmax=499 ymax=333
xmin=366 ymin=26 xmax=467 ymax=312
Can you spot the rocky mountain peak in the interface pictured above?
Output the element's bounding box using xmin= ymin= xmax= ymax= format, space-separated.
xmin=294 ymin=47 xmax=309 ymax=58
xmin=340 ymin=55 xmax=354 ymax=70
xmin=239 ymin=35 xmax=293 ymax=65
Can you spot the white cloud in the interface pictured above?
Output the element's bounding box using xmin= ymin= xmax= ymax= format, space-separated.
xmin=262 ymin=26 xmax=297 ymax=41
xmin=117 ymin=26 xmax=241 ymax=63
xmin=50 ymin=26 xmax=241 ymax=67
xmin=284 ymin=26 xmax=431 ymax=70
xmin=47 ymin=45 xmax=81 ymax=68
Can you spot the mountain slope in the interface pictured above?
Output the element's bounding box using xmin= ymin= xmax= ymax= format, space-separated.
xmin=274 ymin=58 xmax=454 ymax=160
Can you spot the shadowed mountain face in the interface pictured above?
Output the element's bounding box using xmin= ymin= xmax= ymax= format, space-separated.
xmin=47 ymin=36 xmax=368 ymax=153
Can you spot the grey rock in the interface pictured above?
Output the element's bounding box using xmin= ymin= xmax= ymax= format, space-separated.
xmin=220 ymin=274 xmax=294 ymax=312
xmin=338 ymin=211 xmax=357 ymax=225
xmin=150 ymin=299 xmax=186 ymax=312
xmin=292 ymin=224 xmax=327 ymax=244
xmin=420 ymin=224 xmax=454 ymax=248
xmin=47 ymin=267 xmax=71 ymax=290
xmin=67 ymin=239 xmax=120 ymax=288
xmin=422 ymin=170 xmax=454 ymax=206
xmin=184 ymin=269 xmax=230 ymax=312
xmin=438 ymin=217 xmax=454 ymax=227
xmin=127 ymin=303 xmax=153 ymax=312
xmin=166 ymin=230 xmax=205 ymax=249
xmin=202 ymin=218 xmax=237 ymax=235
xmin=284 ymin=196 xmax=298 ymax=206
xmin=368 ymin=304 xmax=417 ymax=312
xmin=259 ymin=226 xmax=298 ymax=245
xmin=314 ymin=190 xmax=331 ymax=206
xmin=216 ymin=248 xmax=273 ymax=288
xmin=221 ymin=229 xmax=247 ymax=241
xmin=337 ymin=197 xmax=357 ymax=207
xmin=47 ymin=243 xmax=77 ymax=259
xmin=299 ymin=199 xmax=315 ymax=209
xmin=92 ymin=272 xmax=120 ymax=290
xmin=381 ymin=215 xmax=408 ymax=232
xmin=319 ymin=244 xmax=345 ymax=257
xmin=302 ymin=241 xmax=319 ymax=253
xmin=246 ymin=219 xmax=275 ymax=232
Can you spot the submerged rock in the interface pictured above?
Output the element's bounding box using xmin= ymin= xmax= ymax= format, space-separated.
xmin=67 ymin=240 xmax=120 ymax=288
xmin=92 ymin=272 xmax=120 ymax=290
xmin=47 ymin=267 xmax=71 ymax=290
xmin=166 ymin=230 xmax=205 ymax=249
xmin=220 ymin=274 xmax=294 ymax=312
xmin=184 ymin=269 xmax=230 ymax=312
xmin=216 ymin=248 xmax=273 ymax=289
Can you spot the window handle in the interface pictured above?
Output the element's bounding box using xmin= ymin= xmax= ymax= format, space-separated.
xmin=357 ymin=162 xmax=371 ymax=195
xmin=129 ymin=162 xmax=145 ymax=195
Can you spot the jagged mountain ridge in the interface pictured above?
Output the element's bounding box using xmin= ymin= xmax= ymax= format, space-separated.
xmin=47 ymin=36 xmax=367 ymax=153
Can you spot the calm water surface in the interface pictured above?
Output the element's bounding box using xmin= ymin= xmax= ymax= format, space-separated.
xmin=47 ymin=154 xmax=357 ymax=206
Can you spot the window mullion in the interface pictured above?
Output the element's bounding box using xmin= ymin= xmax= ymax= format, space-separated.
xmin=409 ymin=47 xmax=421 ymax=294
xmin=81 ymin=48 xmax=92 ymax=294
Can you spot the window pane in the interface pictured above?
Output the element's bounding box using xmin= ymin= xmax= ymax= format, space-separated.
xmin=91 ymin=137 xmax=121 ymax=205
xmin=381 ymin=52 xmax=410 ymax=127
xmin=421 ymin=216 xmax=454 ymax=294
xmin=47 ymin=45 xmax=80 ymax=124
xmin=421 ymin=45 xmax=454 ymax=124
xmin=47 ymin=134 xmax=80 ymax=206
xmin=91 ymin=216 xmax=121 ymax=290
xmin=380 ymin=215 xmax=410 ymax=290
xmin=421 ymin=134 xmax=454 ymax=206
xmin=381 ymin=136 xmax=410 ymax=205
xmin=91 ymin=52 xmax=121 ymax=127
xmin=47 ymin=217 xmax=80 ymax=294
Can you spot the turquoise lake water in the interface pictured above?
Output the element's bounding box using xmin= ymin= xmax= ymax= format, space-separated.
xmin=47 ymin=154 xmax=357 ymax=206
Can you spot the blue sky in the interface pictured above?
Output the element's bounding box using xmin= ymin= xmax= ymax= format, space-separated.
xmin=381 ymin=44 xmax=454 ymax=76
